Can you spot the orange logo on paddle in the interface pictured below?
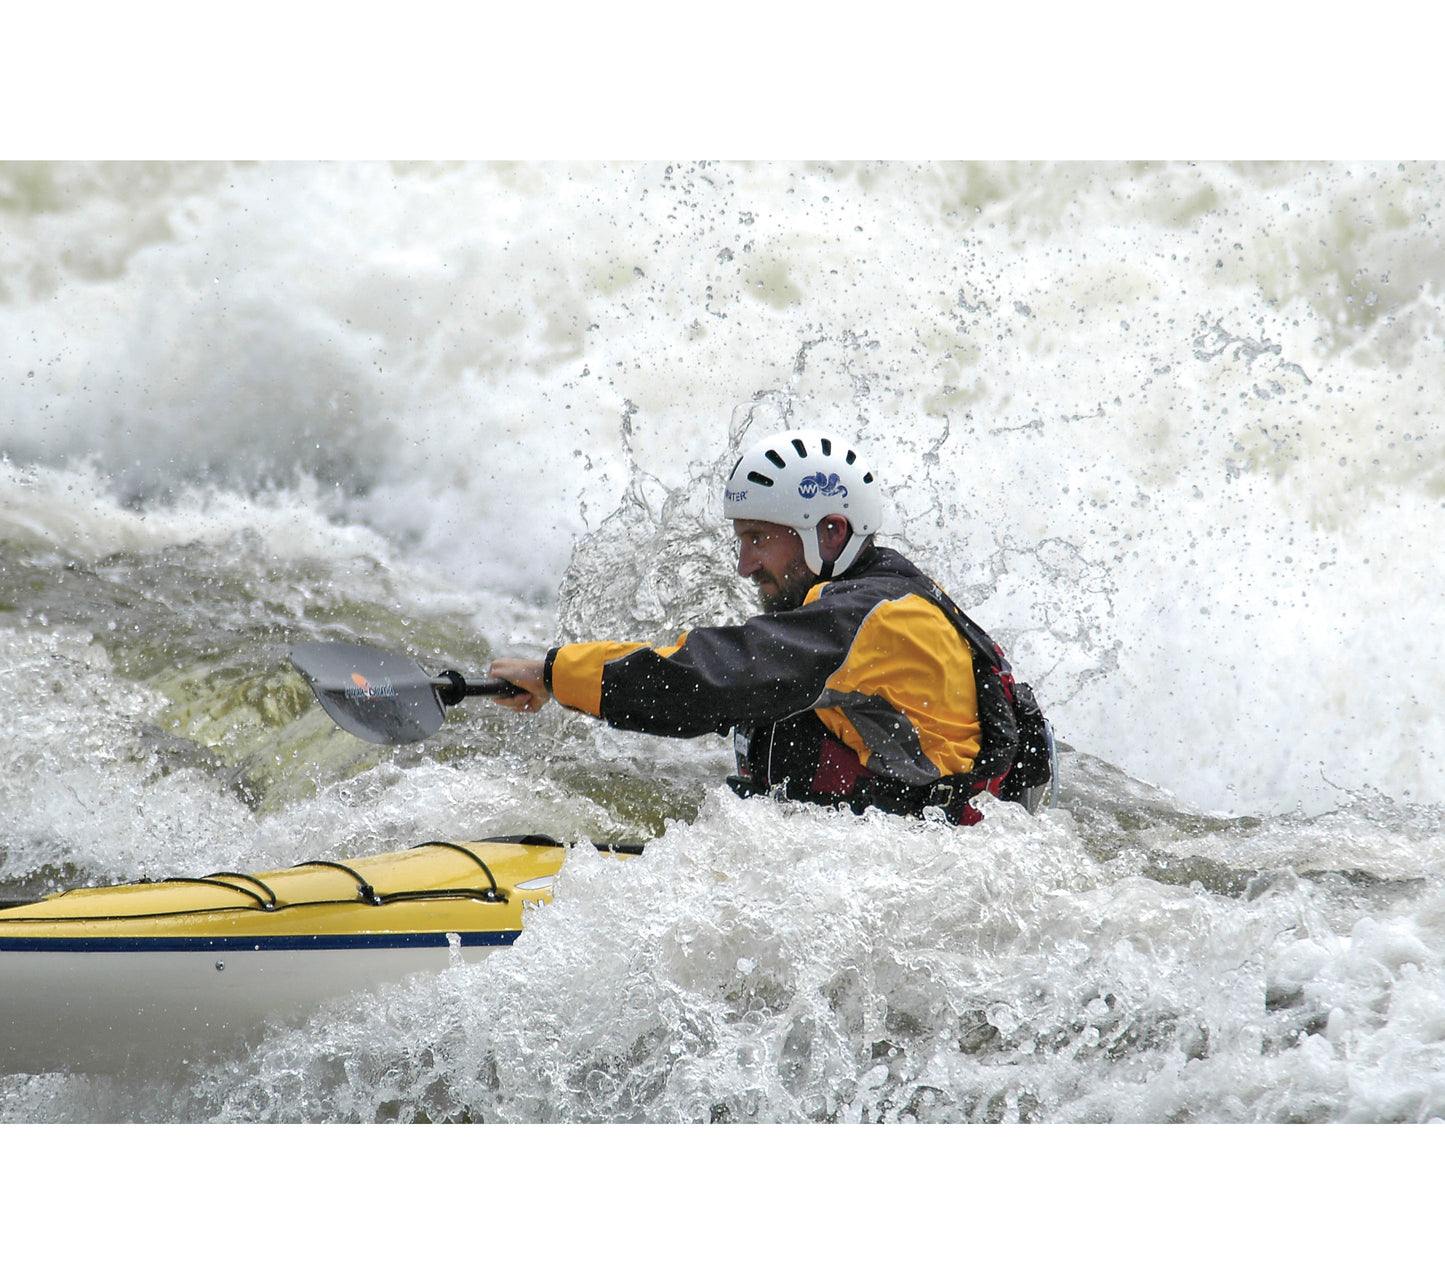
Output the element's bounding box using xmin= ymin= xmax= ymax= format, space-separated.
xmin=344 ymin=671 xmax=396 ymax=703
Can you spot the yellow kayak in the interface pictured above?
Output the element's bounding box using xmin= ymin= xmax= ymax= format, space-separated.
xmin=0 ymin=835 xmax=600 ymax=1075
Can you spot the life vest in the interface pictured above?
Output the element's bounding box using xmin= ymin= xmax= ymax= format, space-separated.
xmin=728 ymin=593 xmax=1053 ymax=825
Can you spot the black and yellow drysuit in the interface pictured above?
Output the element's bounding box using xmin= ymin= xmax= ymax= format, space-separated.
xmin=542 ymin=545 xmax=1025 ymax=823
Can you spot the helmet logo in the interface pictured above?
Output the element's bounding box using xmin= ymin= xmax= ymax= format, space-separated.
xmin=797 ymin=472 xmax=848 ymax=500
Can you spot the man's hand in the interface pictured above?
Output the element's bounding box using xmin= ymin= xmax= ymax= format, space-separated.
xmin=489 ymin=658 xmax=550 ymax=713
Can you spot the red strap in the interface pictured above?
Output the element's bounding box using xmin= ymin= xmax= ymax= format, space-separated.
xmin=957 ymin=773 xmax=1005 ymax=826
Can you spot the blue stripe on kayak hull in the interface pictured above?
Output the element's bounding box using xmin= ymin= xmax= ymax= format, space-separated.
xmin=0 ymin=931 xmax=520 ymax=954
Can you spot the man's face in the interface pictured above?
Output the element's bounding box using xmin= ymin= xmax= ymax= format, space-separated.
xmin=733 ymin=519 xmax=815 ymax=613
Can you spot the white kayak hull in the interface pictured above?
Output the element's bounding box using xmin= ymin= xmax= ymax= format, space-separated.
xmin=0 ymin=935 xmax=509 ymax=1075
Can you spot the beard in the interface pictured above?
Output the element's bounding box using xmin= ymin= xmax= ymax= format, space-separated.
xmin=754 ymin=562 xmax=819 ymax=614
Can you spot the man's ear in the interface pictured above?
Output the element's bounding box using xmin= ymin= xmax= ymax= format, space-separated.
xmin=818 ymin=515 xmax=851 ymax=560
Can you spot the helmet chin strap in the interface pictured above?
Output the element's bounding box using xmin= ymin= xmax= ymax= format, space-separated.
xmin=827 ymin=533 xmax=868 ymax=577
xmin=798 ymin=526 xmax=827 ymax=577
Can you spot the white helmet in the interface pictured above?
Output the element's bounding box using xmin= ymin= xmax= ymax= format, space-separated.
xmin=723 ymin=429 xmax=882 ymax=576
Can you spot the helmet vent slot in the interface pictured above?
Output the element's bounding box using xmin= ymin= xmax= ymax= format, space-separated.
xmin=863 ymin=472 xmax=874 ymax=484
xmin=747 ymin=470 xmax=775 ymax=487
xmin=764 ymin=449 xmax=786 ymax=469
xmin=791 ymin=438 xmax=808 ymax=458
xmin=820 ymin=438 xmax=832 ymax=456
xmin=845 ymin=450 xmax=857 ymax=465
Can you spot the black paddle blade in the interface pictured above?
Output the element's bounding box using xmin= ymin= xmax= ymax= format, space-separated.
xmin=290 ymin=642 xmax=448 ymax=744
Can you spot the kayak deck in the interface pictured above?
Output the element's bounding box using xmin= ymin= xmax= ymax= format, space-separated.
xmin=0 ymin=835 xmax=608 ymax=1075
xmin=0 ymin=835 xmax=572 ymax=943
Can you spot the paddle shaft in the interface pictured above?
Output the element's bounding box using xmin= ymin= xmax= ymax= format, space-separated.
xmin=436 ymin=670 xmax=523 ymax=704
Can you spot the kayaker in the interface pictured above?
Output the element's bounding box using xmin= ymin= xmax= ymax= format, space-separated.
xmin=490 ymin=428 xmax=1046 ymax=823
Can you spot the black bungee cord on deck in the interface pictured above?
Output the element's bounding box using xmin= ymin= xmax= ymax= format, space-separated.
xmin=0 ymin=836 xmax=647 ymax=923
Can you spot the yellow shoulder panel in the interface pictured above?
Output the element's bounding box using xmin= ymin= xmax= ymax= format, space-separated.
xmin=820 ymin=595 xmax=982 ymax=777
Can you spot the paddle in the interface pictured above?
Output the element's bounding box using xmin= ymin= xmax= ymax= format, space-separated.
xmin=290 ymin=642 xmax=523 ymax=745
